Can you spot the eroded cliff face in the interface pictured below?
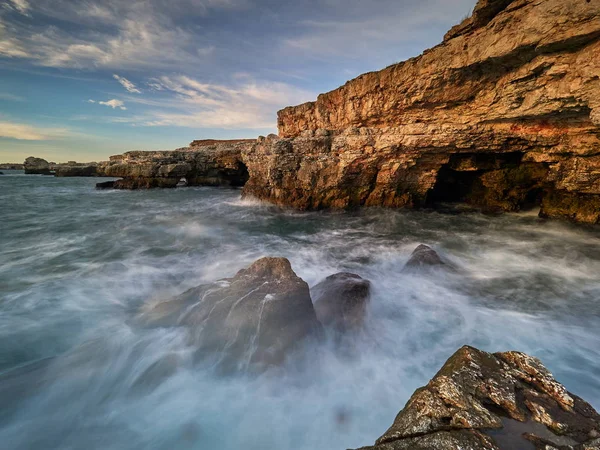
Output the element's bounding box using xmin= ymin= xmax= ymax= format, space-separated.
xmin=243 ymin=0 xmax=600 ymax=223
xmin=97 ymin=140 xmax=253 ymax=189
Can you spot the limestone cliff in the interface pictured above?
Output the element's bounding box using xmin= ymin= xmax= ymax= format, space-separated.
xmin=96 ymin=140 xmax=252 ymax=189
xmin=242 ymin=0 xmax=600 ymax=223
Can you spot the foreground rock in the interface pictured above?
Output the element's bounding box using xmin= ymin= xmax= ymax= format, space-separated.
xmin=97 ymin=139 xmax=253 ymax=189
xmin=242 ymin=0 xmax=600 ymax=224
xmin=140 ymin=257 xmax=322 ymax=372
xmin=23 ymin=157 xmax=51 ymax=175
xmin=355 ymin=346 xmax=600 ymax=450
xmin=312 ymin=273 xmax=371 ymax=332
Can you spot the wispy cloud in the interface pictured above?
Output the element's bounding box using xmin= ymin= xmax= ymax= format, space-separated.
xmin=0 ymin=120 xmax=72 ymax=140
xmin=95 ymin=99 xmax=127 ymax=110
xmin=113 ymin=74 xmax=141 ymax=93
xmin=128 ymin=75 xmax=315 ymax=129
xmin=0 ymin=92 xmax=25 ymax=101
xmin=6 ymin=0 xmax=31 ymax=15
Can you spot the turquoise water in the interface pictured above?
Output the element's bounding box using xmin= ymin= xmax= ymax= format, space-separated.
xmin=1 ymin=170 xmax=600 ymax=449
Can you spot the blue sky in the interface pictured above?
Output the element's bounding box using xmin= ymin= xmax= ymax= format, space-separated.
xmin=0 ymin=0 xmax=476 ymax=162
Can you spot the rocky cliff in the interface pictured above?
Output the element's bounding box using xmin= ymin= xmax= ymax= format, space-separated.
xmin=242 ymin=0 xmax=600 ymax=224
xmin=96 ymin=140 xmax=252 ymax=189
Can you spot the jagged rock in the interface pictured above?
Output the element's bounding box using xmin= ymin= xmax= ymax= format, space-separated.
xmin=354 ymin=346 xmax=600 ymax=450
xmin=23 ymin=157 xmax=51 ymax=175
xmin=402 ymin=245 xmax=446 ymax=272
xmin=242 ymin=0 xmax=600 ymax=224
xmin=97 ymin=140 xmax=253 ymax=189
xmin=311 ymin=273 xmax=371 ymax=332
xmin=139 ymin=257 xmax=322 ymax=372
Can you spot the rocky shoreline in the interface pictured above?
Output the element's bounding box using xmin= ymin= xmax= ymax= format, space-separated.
xmin=17 ymin=0 xmax=600 ymax=225
xmin=133 ymin=250 xmax=600 ymax=450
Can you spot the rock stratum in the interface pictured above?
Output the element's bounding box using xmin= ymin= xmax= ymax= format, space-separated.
xmin=95 ymin=140 xmax=252 ymax=189
xmin=354 ymin=346 xmax=600 ymax=450
xmin=241 ymin=0 xmax=600 ymax=224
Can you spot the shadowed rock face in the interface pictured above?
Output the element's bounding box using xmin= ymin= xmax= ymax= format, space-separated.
xmin=354 ymin=346 xmax=600 ymax=450
xmin=242 ymin=0 xmax=600 ymax=224
xmin=140 ymin=257 xmax=322 ymax=372
xmin=23 ymin=157 xmax=51 ymax=175
xmin=312 ymin=273 xmax=371 ymax=332
xmin=96 ymin=140 xmax=253 ymax=189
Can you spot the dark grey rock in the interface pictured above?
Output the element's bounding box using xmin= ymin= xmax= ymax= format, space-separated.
xmin=312 ymin=273 xmax=371 ymax=332
xmin=140 ymin=257 xmax=322 ymax=372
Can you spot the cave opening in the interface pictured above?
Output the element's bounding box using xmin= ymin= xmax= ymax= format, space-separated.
xmin=229 ymin=162 xmax=249 ymax=187
xmin=425 ymin=152 xmax=547 ymax=213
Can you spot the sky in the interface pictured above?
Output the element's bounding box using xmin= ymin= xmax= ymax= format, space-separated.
xmin=0 ymin=0 xmax=477 ymax=163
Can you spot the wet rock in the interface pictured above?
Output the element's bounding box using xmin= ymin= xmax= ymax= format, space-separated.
xmin=95 ymin=180 xmax=116 ymax=189
xmin=140 ymin=257 xmax=322 ymax=372
xmin=402 ymin=245 xmax=446 ymax=272
xmin=354 ymin=346 xmax=600 ymax=450
xmin=312 ymin=273 xmax=371 ymax=332
xmin=23 ymin=156 xmax=52 ymax=175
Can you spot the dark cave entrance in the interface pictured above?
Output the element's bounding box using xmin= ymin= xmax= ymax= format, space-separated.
xmin=229 ymin=162 xmax=249 ymax=187
xmin=425 ymin=152 xmax=548 ymax=213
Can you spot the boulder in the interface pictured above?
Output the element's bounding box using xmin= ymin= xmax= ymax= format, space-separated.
xmin=354 ymin=346 xmax=600 ymax=450
xmin=140 ymin=257 xmax=322 ymax=372
xmin=402 ymin=245 xmax=446 ymax=272
xmin=312 ymin=273 xmax=371 ymax=332
xmin=23 ymin=157 xmax=51 ymax=175
xmin=54 ymin=164 xmax=97 ymax=177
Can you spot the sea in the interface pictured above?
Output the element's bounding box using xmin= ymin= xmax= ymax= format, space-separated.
xmin=1 ymin=170 xmax=599 ymax=450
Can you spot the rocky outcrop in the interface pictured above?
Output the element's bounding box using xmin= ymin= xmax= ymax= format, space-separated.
xmin=140 ymin=257 xmax=322 ymax=372
xmin=242 ymin=0 xmax=600 ymax=224
xmin=354 ymin=346 xmax=600 ymax=450
xmin=402 ymin=245 xmax=447 ymax=273
xmin=311 ymin=273 xmax=371 ymax=332
xmin=97 ymin=140 xmax=253 ymax=189
xmin=23 ymin=157 xmax=52 ymax=175
xmin=53 ymin=164 xmax=98 ymax=177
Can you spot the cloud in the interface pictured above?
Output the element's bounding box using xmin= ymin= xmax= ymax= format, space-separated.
xmin=113 ymin=74 xmax=141 ymax=93
xmin=127 ymin=75 xmax=315 ymax=129
xmin=7 ymin=0 xmax=30 ymax=15
xmin=0 ymin=121 xmax=71 ymax=140
xmin=95 ymin=99 xmax=127 ymax=110
xmin=0 ymin=0 xmax=249 ymax=69
xmin=0 ymin=92 xmax=25 ymax=101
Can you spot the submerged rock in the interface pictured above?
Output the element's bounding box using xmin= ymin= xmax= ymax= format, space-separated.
xmin=354 ymin=346 xmax=600 ymax=450
xmin=23 ymin=156 xmax=51 ymax=175
xmin=402 ymin=245 xmax=446 ymax=272
xmin=312 ymin=273 xmax=371 ymax=332
xmin=140 ymin=257 xmax=322 ymax=372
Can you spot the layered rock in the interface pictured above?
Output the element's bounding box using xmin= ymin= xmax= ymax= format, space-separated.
xmin=354 ymin=346 xmax=600 ymax=450
xmin=97 ymin=140 xmax=253 ymax=189
xmin=139 ymin=257 xmax=322 ymax=372
xmin=54 ymin=163 xmax=98 ymax=177
xmin=242 ymin=0 xmax=600 ymax=224
xmin=23 ymin=157 xmax=52 ymax=175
